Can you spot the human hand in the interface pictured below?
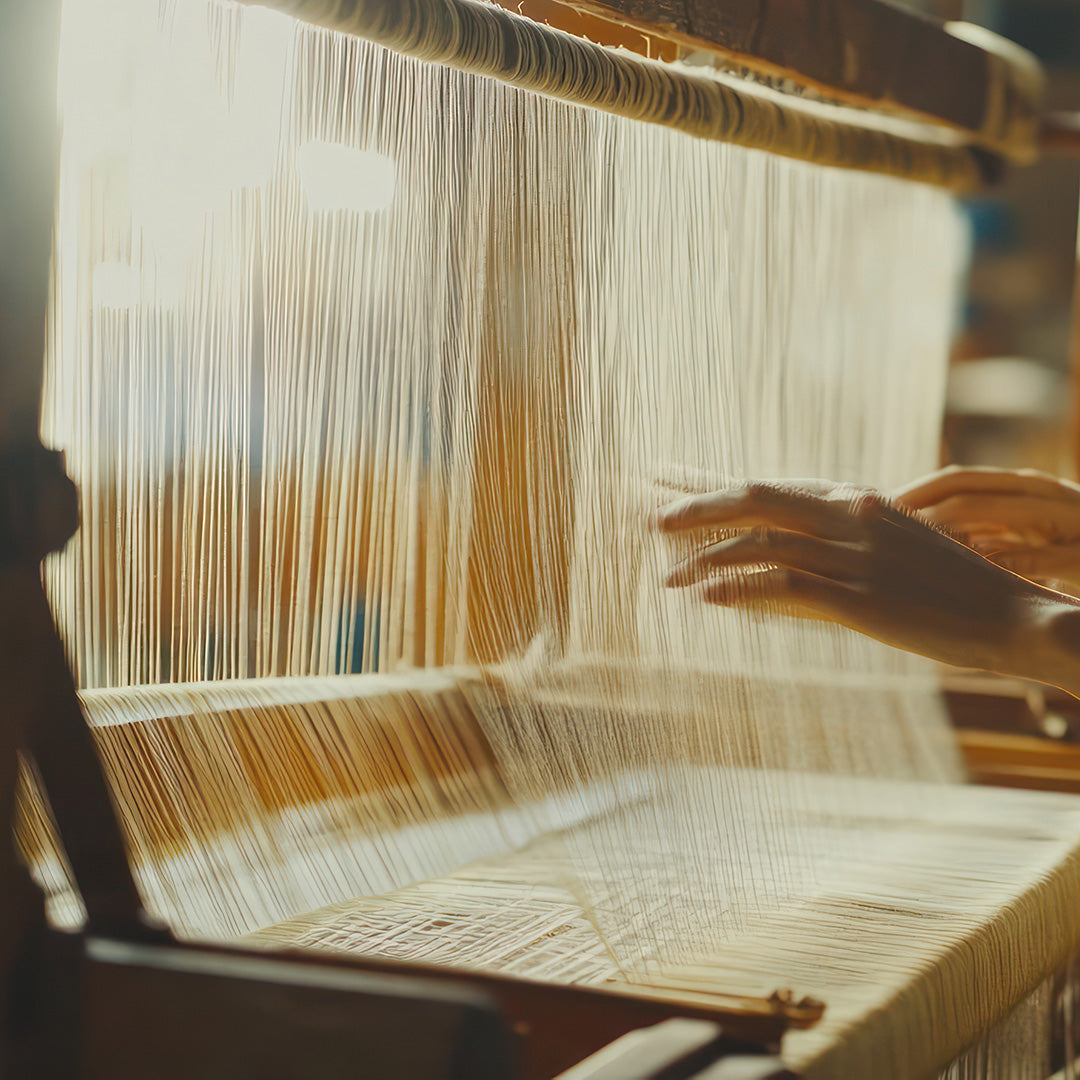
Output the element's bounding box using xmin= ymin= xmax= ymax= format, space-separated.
xmin=895 ymin=467 xmax=1080 ymax=593
xmin=654 ymin=479 xmax=1080 ymax=694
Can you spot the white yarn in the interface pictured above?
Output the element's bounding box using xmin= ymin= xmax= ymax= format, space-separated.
xmin=35 ymin=1 xmax=1080 ymax=1076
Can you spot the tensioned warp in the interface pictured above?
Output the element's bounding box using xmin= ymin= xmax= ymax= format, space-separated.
xmin=234 ymin=0 xmax=989 ymax=190
xmin=32 ymin=0 xmax=1080 ymax=1076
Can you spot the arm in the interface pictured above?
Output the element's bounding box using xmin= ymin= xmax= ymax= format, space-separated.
xmin=654 ymin=479 xmax=1080 ymax=699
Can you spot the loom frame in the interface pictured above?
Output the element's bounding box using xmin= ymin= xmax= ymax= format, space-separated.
xmin=0 ymin=0 xmax=1077 ymax=1075
xmin=496 ymin=0 xmax=1043 ymax=161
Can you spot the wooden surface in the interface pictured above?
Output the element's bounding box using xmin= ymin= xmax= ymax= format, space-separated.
xmin=945 ymin=676 xmax=1080 ymax=792
xmin=80 ymin=937 xmax=514 ymax=1080
xmin=1072 ymin=187 xmax=1080 ymax=479
xmin=499 ymin=0 xmax=1042 ymax=161
xmin=79 ymin=937 xmax=791 ymax=1080
xmin=1042 ymin=113 xmax=1080 ymax=159
xmin=958 ymin=729 xmax=1080 ymax=795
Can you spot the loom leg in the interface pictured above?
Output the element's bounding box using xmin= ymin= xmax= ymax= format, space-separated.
xmin=20 ymin=570 xmax=162 ymax=939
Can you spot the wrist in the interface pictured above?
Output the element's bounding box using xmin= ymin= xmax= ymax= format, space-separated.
xmin=1020 ymin=592 xmax=1080 ymax=699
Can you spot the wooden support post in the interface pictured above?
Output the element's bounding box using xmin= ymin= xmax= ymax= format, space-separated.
xmin=1072 ymin=193 xmax=1080 ymax=479
xmin=0 ymin=0 xmax=160 ymax=986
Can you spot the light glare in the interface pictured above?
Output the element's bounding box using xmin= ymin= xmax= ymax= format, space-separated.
xmin=298 ymin=142 xmax=396 ymax=213
xmin=92 ymin=261 xmax=140 ymax=309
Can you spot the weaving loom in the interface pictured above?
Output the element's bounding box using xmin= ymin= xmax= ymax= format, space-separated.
xmin=4 ymin=0 xmax=1080 ymax=1077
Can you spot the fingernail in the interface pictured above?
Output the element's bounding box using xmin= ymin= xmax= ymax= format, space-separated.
xmin=651 ymin=498 xmax=689 ymax=532
xmin=666 ymin=552 xmax=708 ymax=587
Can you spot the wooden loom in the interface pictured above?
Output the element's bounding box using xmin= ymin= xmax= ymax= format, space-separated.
xmin=2 ymin=1 xmax=1080 ymax=1078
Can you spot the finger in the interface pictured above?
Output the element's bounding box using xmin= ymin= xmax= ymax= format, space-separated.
xmin=917 ymin=493 xmax=1080 ymax=533
xmin=699 ymin=566 xmax=860 ymax=624
xmin=652 ymin=471 xmax=841 ymax=497
xmin=896 ymin=467 xmax=1077 ymax=509
xmin=975 ymin=531 xmax=1050 ymax=553
xmin=665 ymin=529 xmax=864 ymax=587
xmin=964 ymin=525 xmax=1019 ymax=545
xmin=653 ymin=481 xmax=873 ymax=541
xmin=988 ymin=543 xmax=1080 ymax=579
xmin=651 ymin=464 xmax=727 ymax=496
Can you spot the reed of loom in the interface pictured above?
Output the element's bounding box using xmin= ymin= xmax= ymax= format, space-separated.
xmin=1 ymin=0 xmax=1079 ymax=1077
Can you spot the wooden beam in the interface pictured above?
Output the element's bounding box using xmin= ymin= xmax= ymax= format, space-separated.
xmin=1071 ymin=189 xmax=1080 ymax=478
xmin=76 ymin=937 xmax=801 ymax=1080
xmin=500 ymin=0 xmax=1042 ymax=161
xmin=957 ymin=729 xmax=1080 ymax=795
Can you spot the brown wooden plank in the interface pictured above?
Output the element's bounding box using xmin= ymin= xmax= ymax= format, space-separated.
xmin=956 ymin=729 xmax=1080 ymax=770
xmin=80 ymin=937 xmax=514 ymax=1080
xmin=501 ymin=0 xmax=1042 ymax=160
xmin=78 ymin=937 xmax=796 ymax=1080
xmin=1071 ymin=186 xmax=1080 ymax=478
xmin=957 ymin=729 xmax=1080 ymax=794
xmin=965 ymin=764 xmax=1080 ymax=795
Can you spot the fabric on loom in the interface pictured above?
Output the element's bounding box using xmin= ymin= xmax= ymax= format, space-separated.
xmin=37 ymin=0 xmax=1080 ymax=1076
xmin=17 ymin=674 xmax=1080 ymax=1080
xmin=243 ymin=775 xmax=1080 ymax=1080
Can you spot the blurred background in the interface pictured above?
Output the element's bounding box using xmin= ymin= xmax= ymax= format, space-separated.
xmin=913 ymin=0 xmax=1080 ymax=477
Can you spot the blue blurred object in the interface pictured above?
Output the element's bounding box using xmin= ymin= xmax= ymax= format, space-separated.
xmin=963 ymin=199 xmax=1017 ymax=253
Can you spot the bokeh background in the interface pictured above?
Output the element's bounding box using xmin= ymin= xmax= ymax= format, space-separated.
xmin=915 ymin=0 xmax=1080 ymax=477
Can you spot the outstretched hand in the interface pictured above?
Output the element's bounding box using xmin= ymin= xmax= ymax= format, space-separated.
xmin=654 ymin=479 xmax=1080 ymax=694
xmin=895 ymin=467 xmax=1080 ymax=593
